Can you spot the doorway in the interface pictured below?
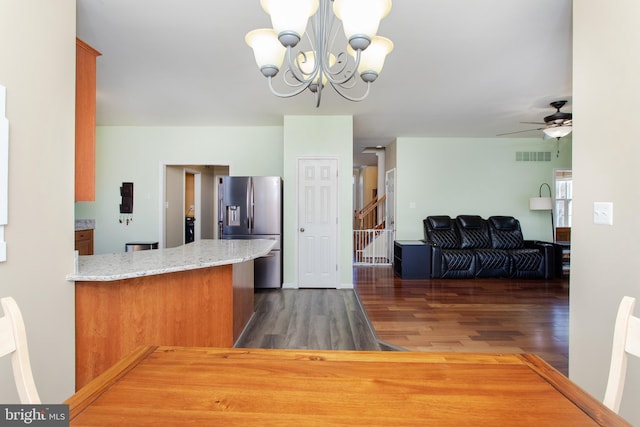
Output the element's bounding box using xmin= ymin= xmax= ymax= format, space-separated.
xmin=296 ymin=158 xmax=339 ymax=288
xmin=161 ymin=164 xmax=228 ymax=248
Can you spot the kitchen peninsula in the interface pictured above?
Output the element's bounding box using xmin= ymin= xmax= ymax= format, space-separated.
xmin=67 ymin=239 xmax=275 ymax=389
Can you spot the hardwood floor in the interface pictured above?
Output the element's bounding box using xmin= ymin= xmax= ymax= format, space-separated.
xmin=353 ymin=265 xmax=570 ymax=375
xmin=236 ymin=266 xmax=569 ymax=375
xmin=235 ymin=288 xmax=382 ymax=351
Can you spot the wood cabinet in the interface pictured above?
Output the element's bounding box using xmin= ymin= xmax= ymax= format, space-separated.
xmin=74 ymin=229 xmax=94 ymax=256
xmin=556 ymin=227 xmax=571 ymax=242
xmin=75 ymin=39 xmax=101 ymax=201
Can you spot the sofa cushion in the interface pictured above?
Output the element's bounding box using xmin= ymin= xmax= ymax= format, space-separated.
xmin=456 ymin=215 xmax=491 ymax=249
xmin=425 ymin=216 xmax=459 ymax=249
xmin=474 ymin=249 xmax=511 ymax=278
xmin=457 ymin=215 xmax=484 ymax=229
xmin=428 ymin=216 xmax=453 ymax=230
xmin=488 ymin=216 xmax=525 ymax=249
xmin=509 ymin=248 xmax=545 ymax=278
xmin=441 ymin=249 xmax=476 ymax=278
xmin=489 ymin=216 xmax=519 ymax=231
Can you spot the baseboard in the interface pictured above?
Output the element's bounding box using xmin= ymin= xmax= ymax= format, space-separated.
xmin=282 ymin=282 xmax=354 ymax=289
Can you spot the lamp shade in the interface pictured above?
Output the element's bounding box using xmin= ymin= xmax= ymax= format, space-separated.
xmin=543 ymin=125 xmax=572 ymax=139
xmin=529 ymin=197 xmax=553 ymax=211
xmin=260 ymin=0 xmax=318 ymax=42
xmin=333 ymin=0 xmax=392 ymax=45
xmin=348 ymin=36 xmax=393 ymax=77
xmin=245 ymin=29 xmax=286 ymax=76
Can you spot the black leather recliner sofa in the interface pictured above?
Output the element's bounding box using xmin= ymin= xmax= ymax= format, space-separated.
xmin=423 ymin=215 xmax=555 ymax=279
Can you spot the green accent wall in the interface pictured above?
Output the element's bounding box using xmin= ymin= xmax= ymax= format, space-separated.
xmin=395 ymin=136 xmax=572 ymax=242
xmin=75 ymin=126 xmax=283 ymax=254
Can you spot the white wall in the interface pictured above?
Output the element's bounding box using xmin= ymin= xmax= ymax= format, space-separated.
xmin=0 ymin=0 xmax=76 ymax=403
xmin=282 ymin=116 xmax=353 ymax=288
xmin=75 ymin=126 xmax=283 ymax=254
xmin=394 ymin=137 xmax=572 ymax=241
xmin=571 ymin=1 xmax=640 ymax=424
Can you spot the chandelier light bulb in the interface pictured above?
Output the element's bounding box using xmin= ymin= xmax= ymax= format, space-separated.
xmin=348 ymin=35 xmax=393 ymax=82
xmin=333 ymin=0 xmax=392 ymax=49
xmin=260 ymin=0 xmax=319 ymax=47
xmin=245 ymin=29 xmax=286 ymax=77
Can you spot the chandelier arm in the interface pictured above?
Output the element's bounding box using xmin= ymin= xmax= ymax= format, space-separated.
xmin=328 ymin=80 xmax=371 ymax=102
xmin=267 ymin=76 xmax=313 ymax=98
xmin=316 ymin=0 xmax=357 ymax=87
xmin=333 ymin=75 xmax=358 ymax=89
xmin=315 ymin=82 xmax=322 ymax=107
xmin=282 ymin=69 xmax=309 ymax=88
xmin=285 ymin=47 xmax=316 ymax=85
xmin=324 ymin=51 xmax=359 ymax=86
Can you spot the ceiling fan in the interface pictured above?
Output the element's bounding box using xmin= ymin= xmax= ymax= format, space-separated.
xmin=498 ymin=100 xmax=572 ymax=139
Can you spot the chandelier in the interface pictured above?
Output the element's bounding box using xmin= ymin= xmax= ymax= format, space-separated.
xmin=245 ymin=0 xmax=393 ymax=107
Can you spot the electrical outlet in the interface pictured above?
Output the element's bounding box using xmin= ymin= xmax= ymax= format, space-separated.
xmin=593 ymin=202 xmax=613 ymax=225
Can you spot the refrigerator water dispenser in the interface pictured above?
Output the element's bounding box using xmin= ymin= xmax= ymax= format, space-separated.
xmin=226 ymin=206 xmax=240 ymax=226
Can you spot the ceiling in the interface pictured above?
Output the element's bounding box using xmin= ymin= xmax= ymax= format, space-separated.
xmin=76 ymin=0 xmax=572 ymax=166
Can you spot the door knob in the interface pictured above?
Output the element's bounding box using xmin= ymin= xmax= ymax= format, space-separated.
xmin=299 ymin=227 xmax=305 ymax=232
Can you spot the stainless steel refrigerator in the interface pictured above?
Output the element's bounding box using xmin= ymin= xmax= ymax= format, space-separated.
xmin=218 ymin=176 xmax=282 ymax=288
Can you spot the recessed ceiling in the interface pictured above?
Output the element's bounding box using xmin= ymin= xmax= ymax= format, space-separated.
xmin=76 ymin=0 xmax=572 ymax=166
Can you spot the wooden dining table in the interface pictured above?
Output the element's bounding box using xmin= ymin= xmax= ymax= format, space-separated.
xmin=64 ymin=345 xmax=630 ymax=426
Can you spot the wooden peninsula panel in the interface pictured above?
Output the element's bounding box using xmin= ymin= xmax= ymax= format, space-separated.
xmin=75 ymin=261 xmax=253 ymax=389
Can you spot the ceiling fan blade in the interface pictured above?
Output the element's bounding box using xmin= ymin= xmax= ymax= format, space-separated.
xmin=497 ymin=127 xmax=545 ymax=136
xmin=520 ymin=121 xmax=546 ymax=125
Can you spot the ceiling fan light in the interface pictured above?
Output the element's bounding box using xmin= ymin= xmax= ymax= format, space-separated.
xmin=543 ymin=125 xmax=572 ymax=139
xmin=260 ymin=0 xmax=319 ymax=47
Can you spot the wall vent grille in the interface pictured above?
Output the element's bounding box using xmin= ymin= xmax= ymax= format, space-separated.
xmin=516 ymin=151 xmax=551 ymax=162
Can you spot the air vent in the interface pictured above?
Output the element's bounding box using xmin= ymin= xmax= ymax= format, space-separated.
xmin=516 ymin=151 xmax=551 ymax=162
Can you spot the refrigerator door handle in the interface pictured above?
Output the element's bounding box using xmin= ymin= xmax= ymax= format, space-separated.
xmin=250 ymin=179 xmax=255 ymax=231
xmin=246 ymin=178 xmax=253 ymax=231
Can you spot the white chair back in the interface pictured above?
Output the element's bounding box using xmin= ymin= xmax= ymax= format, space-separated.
xmin=0 ymin=297 xmax=41 ymax=404
xmin=603 ymin=296 xmax=640 ymax=413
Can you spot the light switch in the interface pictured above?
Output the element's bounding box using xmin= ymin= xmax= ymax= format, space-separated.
xmin=593 ymin=202 xmax=613 ymax=225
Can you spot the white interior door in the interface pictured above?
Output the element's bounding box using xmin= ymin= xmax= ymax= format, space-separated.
xmin=297 ymin=158 xmax=338 ymax=288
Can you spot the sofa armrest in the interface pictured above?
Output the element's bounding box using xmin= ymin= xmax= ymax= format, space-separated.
xmin=524 ymin=240 xmax=556 ymax=279
xmin=421 ymin=240 xmax=440 ymax=278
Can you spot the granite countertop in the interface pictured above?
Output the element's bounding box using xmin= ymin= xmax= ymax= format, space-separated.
xmin=75 ymin=219 xmax=95 ymax=231
xmin=67 ymin=239 xmax=275 ymax=282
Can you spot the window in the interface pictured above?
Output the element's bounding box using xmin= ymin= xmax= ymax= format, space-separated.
xmin=555 ymin=169 xmax=572 ymax=227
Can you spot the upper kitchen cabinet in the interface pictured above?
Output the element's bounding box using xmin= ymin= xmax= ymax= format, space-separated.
xmin=75 ymin=38 xmax=101 ymax=201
